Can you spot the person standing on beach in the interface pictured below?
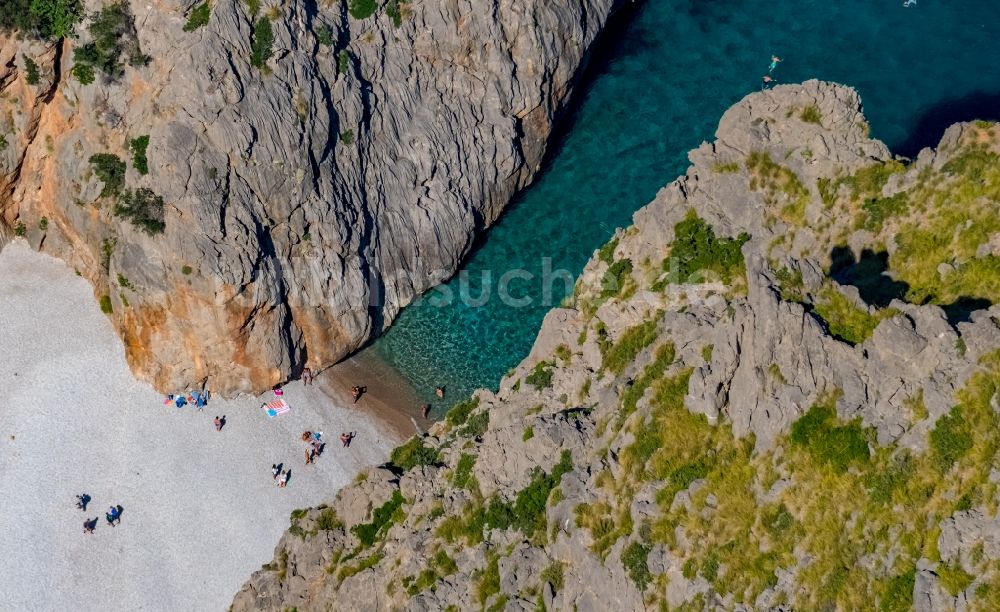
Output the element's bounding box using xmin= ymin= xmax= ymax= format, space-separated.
xmin=83 ymin=518 xmax=98 ymax=534
xmin=76 ymin=493 xmax=91 ymax=511
xmin=304 ymin=448 xmax=315 ymax=465
xmin=278 ymin=471 xmax=289 ymax=488
xmin=303 ymin=367 xmax=313 ymax=386
xmin=213 ymin=416 xmax=222 ymax=431
xmin=422 ymin=404 xmax=431 ymax=419
xmin=271 ymin=464 xmax=281 ymax=479
xmin=351 ymin=386 xmax=362 ymax=403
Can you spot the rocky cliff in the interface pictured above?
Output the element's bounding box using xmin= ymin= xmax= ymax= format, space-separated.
xmin=0 ymin=0 xmax=617 ymax=394
xmin=232 ymin=81 xmax=1000 ymax=610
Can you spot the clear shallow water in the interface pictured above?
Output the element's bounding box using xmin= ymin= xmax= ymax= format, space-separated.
xmin=375 ymin=0 xmax=1000 ymax=410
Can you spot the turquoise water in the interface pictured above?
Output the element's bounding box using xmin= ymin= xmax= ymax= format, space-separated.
xmin=375 ymin=0 xmax=1000 ymax=410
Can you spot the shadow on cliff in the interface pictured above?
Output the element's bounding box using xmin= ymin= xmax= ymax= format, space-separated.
xmin=829 ymin=246 xmax=992 ymax=327
xmin=894 ymin=90 xmax=1000 ymax=158
xmin=461 ymin=0 xmax=650 ymax=259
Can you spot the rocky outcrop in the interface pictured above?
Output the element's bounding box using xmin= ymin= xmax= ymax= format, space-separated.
xmin=0 ymin=0 xmax=618 ymax=394
xmin=233 ymin=81 xmax=1000 ymax=610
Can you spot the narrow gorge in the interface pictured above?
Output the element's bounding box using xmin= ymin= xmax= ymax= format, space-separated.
xmin=235 ymin=82 xmax=1000 ymax=611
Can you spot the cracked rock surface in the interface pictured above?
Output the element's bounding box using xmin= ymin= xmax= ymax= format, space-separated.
xmin=0 ymin=0 xmax=617 ymax=394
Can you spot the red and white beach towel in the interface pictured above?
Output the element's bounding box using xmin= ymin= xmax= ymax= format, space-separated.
xmin=264 ymin=399 xmax=291 ymax=418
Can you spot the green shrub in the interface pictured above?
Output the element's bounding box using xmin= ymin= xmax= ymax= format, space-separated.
xmin=600 ymin=258 xmax=632 ymax=298
xmin=182 ymin=1 xmax=210 ymax=32
xmin=390 ymin=437 xmax=440 ymax=471
xmin=861 ymin=192 xmax=909 ymax=232
xmin=929 ymin=405 xmax=973 ymax=472
xmin=352 ymin=490 xmax=404 ymax=546
xmin=316 ymin=507 xmax=343 ymax=531
xmin=525 ymin=361 xmax=554 ymax=389
xmin=70 ymin=61 xmax=94 ymax=84
xmin=597 ymin=236 xmax=619 ymax=265
xmin=181 ymin=265 xmax=193 ymax=275
xmin=88 ymin=153 xmax=126 ymax=197
xmin=702 ymin=554 xmax=720 ymax=581
xmin=746 ymin=152 xmax=810 ymax=225
xmin=23 ymin=55 xmax=40 ymax=85
xmin=474 ymin=552 xmax=501 ymax=605
xmin=712 ymin=161 xmax=740 ymax=173
xmin=800 ymin=105 xmax=823 ymax=125
xmin=879 ymin=568 xmax=915 ymax=612
xmin=540 ymin=561 xmax=564 ymax=592
xmin=622 ymin=541 xmax=652 ymax=591
xmin=662 ymin=211 xmax=749 ymax=286
xmin=865 ymin=451 xmax=913 ymax=505
xmin=38 ymin=217 xmax=48 ymax=231
xmin=1 ymin=0 xmax=82 ymax=40
xmin=522 ymin=426 xmax=534 ymax=441
xmin=789 ymin=395 xmax=870 ymax=473
xmin=315 ymin=23 xmax=334 ymax=46
xmin=99 ymin=295 xmax=113 ymax=314
xmin=445 ymin=396 xmax=479 ymax=427
xmin=386 ymin=0 xmax=403 ymax=27
xmin=602 ymin=320 xmax=658 ymax=375
xmin=113 ymin=188 xmax=165 ymax=235
xmin=452 ymin=453 xmax=476 ymax=489
xmin=937 ymin=563 xmax=973 ymax=596
xmin=72 ymin=2 xmax=148 ymax=82
xmin=129 ymin=135 xmax=149 ymax=175
xmin=337 ymin=50 xmax=350 ymax=74
xmin=459 ymin=410 xmax=489 ymax=438
xmin=13 ymin=221 xmax=27 ymax=237
xmin=249 ymin=17 xmax=273 ymax=69
xmin=813 ymin=284 xmax=892 ymax=345
xmin=348 ymin=0 xmax=377 ymax=19
xmin=339 ymin=130 xmax=355 ymax=145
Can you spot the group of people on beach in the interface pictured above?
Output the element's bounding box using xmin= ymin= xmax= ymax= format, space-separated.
xmin=77 ymin=493 xmax=124 ymax=534
xmin=165 ymin=389 xmax=211 ymax=410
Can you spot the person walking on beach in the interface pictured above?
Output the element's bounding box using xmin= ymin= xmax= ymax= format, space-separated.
xmin=340 ymin=432 xmax=354 ymax=448
xmin=278 ymin=470 xmax=289 ymax=488
xmin=83 ymin=517 xmax=98 ymax=534
xmin=422 ymin=404 xmax=431 ymax=419
xmin=272 ymin=463 xmax=282 ymax=479
xmin=106 ymin=506 xmax=119 ymax=527
xmin=305 ymin=448 xmax=316 ymax=465
xmin=213 ymin=416 xmax=222 ymax=431
xmin=351 ymin=386 xmax=363 ymax=403
xmin=76 ymin=493 xmax=91 ymax=511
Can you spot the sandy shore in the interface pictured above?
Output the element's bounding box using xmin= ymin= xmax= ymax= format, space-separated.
xmin=320 ymin=346 xmax=429 ymax=439
xmin=0 ymin=241 xmax=406 ymax=611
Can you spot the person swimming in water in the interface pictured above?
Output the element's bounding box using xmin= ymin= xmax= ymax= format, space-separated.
xmin=769 ymin=55 xmax=782 ymax=74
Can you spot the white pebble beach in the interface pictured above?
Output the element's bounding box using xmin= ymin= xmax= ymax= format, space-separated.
xmin=0 ymin=241 xmax=402 ymax=611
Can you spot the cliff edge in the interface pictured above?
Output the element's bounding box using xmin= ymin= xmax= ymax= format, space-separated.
xmin=233 ymin=81 xmax=1000 ymax=610
xmin=0 ymin=0 xmax=617 ymax=394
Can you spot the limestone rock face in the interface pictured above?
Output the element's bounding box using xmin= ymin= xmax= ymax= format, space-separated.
xmin=232 ymin=82 xmax=1000 ymax=610
xmin=0 ymin=0 xmax=617 ymax=394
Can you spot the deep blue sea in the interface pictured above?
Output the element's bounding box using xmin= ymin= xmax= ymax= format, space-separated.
xmin=375 ymin=0 xmax=1000 ymax=411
